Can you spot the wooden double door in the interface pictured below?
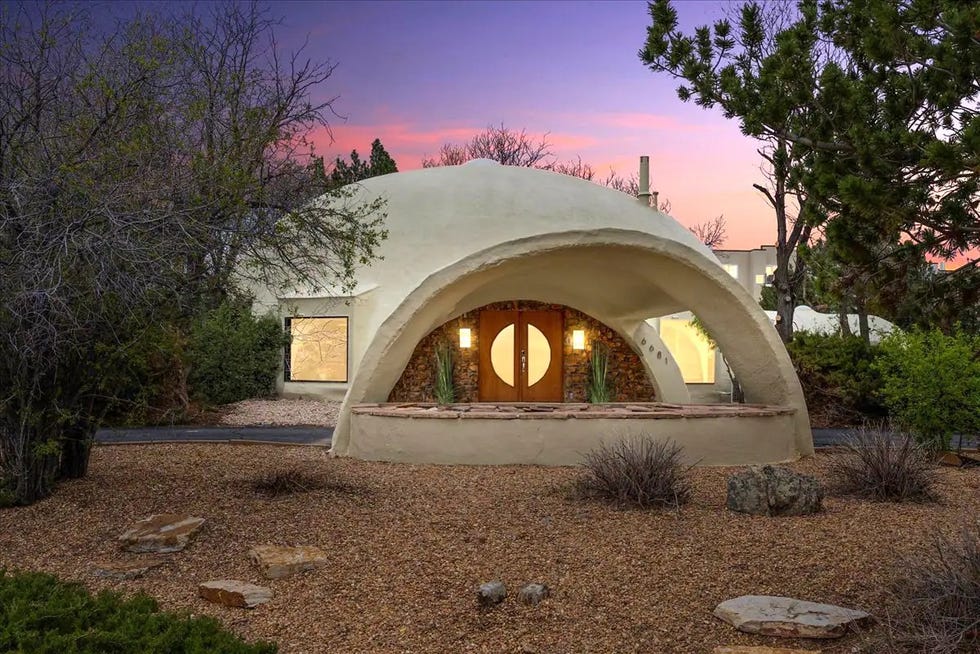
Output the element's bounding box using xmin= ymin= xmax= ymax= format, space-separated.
xmin=478 ymin=310 xmax=563 ymax=402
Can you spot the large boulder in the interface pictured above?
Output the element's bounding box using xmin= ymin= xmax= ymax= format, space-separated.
xmin=714 ymin=595 xmax=872 ymax=639
xmin=248 ymin=544 xmax=328 ymax=579
xmin=476 ymin=581 xmax=507 ymax=607
xmin=198 ymin=580 xmax=272 ymax=608
xmin=518 ymin=583 xmax=550 ymax=606
xmin=118 ymin=514 xmax=206 ymax=553
xmin=726 ymin=466 xmax=822 ymax=516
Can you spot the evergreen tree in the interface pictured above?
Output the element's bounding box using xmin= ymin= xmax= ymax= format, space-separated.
xmin=368 ymin=138 xmax=398 ymax=176
xmin=639 ymin=0 xmax=980 ymax=338
xmin=330 ymin=138 xmax=398 ymax=187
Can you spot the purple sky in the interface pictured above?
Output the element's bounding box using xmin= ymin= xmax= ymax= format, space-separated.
xmin=291 ymin=1 xmax=778 ymax=249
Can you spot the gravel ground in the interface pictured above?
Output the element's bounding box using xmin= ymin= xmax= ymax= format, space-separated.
xmin=1 ymin=444 xmax=978 ymax=653
xmin=219 ymin=399 xmax=340 ymax=427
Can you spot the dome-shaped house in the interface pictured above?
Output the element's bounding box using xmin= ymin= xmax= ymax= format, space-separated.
xmin=250 ymin=159 xmax=812 ymax=465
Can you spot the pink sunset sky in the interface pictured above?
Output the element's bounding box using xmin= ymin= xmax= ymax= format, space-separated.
xmin=278 ymin=0 xmax=777 ymax=250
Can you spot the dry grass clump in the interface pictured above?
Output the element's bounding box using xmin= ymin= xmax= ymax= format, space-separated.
xmin=251 ymin=466 xmax=325 ymax=497
xmin=828 ymin=425 xmax=937 ymax=502
xmin=881 ymin=523 xmax=980 ymax=653
xmin=575 ymin=437 xmax=691 ymax=509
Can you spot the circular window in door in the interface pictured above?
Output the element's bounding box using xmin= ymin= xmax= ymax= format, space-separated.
xmin=490 ymin=324 xmax=515 ymax=387
xmin=527 ymin=324 xmax=551 ymax=386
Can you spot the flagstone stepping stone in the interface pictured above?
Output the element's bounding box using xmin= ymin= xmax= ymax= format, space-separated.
xmin=91 ymin=558 xmax=165 ymax=580
xmin=247 ymin=544 xmax=329 ymax=579
xmin=714 ymin=647 xmax=822 ymax=654
xmin=198 ymin=580 xmax=272 ymax=608
xmin=714 ymin=595 xmax=872 ymax=639
xmin=118 ymin=514 xmax=206 ymax=553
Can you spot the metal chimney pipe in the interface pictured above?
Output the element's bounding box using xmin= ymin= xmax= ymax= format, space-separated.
xmin=637 ymin=156 xmax=651 ymax=207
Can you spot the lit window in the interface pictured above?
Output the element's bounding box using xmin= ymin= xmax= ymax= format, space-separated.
xmin=285 ymin=317 xmax=348 ymax=382
xmin=722 ymin=264 xmax=738 ymax=279
xmin=659 ymin=318 xmax=716 ymax=384
xmin=755 ymin=264 xmax=777 ymax=285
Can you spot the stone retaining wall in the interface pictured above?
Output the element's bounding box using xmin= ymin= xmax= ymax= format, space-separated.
xmin=387 ymin=301 xmax=657 ymax=403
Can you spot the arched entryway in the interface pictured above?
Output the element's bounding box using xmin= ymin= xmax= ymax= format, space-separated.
xmin=387 ymin=301 xmax=659 ymax=404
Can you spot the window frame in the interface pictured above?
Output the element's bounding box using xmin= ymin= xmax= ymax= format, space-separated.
xmin=283 ymin=315 xmax=350 ymax=383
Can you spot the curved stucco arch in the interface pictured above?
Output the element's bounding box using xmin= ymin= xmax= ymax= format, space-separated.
xmin=332 ymin=228 xmax=811 ymax=459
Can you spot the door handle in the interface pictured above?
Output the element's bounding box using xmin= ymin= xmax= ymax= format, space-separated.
xmin=520 ymin=349 xmax=527 ymax=375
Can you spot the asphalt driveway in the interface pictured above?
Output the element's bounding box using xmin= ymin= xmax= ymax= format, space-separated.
xmin=93 ymin=426 xmax=976 ymax=450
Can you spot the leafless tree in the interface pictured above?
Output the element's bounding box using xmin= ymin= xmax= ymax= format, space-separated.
xmin=0 ymin=2 xmax=387 ymax=504
xmin=689 ymin=215 xmax=728 ymax=248
xmin=422 ymin=124 xmax=554 ymax=168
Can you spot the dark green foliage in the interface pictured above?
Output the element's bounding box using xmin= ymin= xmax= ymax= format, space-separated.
xmin=883 ymin=524 xmax=980 ymax=652
xmin=586 ymin=341 xmax=611 ymax=403
xmin=576 ymin=438 xmax=691 ymax=509
xmin=639 ymin=0 xmax=980 ymax=340
xmin=186 ymin=301 xmax=285 ymax=406
xmin=828 ymin=426 xmax=937 ymax=502
xmin=0 ymin=570 xmax=276 ymax=653
xmin=786 ymin=332 xmax=886 ymax=426
xmin=433 ymin=341 xmax=455 ymax=405
xmin=874 ymin=328 xmax=980 ymax=450
xmin=329 ymin=138 xmax=398 ymax=187
xmin=1 ymin=3 xmax=387 ymax=505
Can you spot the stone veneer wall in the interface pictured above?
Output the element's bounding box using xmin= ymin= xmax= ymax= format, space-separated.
xmin=387 ymin=301 xmax=656 ymax=403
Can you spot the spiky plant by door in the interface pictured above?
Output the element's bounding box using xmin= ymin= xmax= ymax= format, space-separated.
xmin=433 ymin=340 xmax=456 ymax=404
xmin=587 ymin=340 xmax=612 ymax=403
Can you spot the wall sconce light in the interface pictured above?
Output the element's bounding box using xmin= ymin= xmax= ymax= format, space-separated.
xmin=572 ymin=329 xmax=586 ymax=350
xmin=459 ymin=327 xmax=472 ymax=348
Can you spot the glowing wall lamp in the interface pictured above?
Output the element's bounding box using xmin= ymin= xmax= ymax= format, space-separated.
xmin=459 ymin=327 xmax=472 ymax=348
xmin=572 ymin=329 xmax=586 ymax=350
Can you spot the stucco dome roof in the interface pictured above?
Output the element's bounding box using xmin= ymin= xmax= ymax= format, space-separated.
xmin=337 ymin=163 xmax=716 ymax=291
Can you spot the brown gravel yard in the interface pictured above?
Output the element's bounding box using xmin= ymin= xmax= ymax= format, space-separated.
xmin=1 ymin=444 xmax=978 ymax=653
xmin=218 ymin=398 xmax=340 ymax=427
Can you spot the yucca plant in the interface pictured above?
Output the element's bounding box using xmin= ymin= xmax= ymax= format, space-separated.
xmin=587 ymin=340 xmax=612 ymax=403
xmin=433 ymin=340 xmax=456 ymax=404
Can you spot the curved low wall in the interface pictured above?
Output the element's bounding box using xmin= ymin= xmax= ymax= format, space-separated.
xmin=349 ymin=403 xmax=800 ymax=466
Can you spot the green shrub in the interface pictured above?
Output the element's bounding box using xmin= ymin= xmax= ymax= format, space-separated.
xmin=828 ymin=425 xmax=937 ymax=502
xmin=873 ymin=328 xmax=980 ymax=450
xmin=786 ymin=332 xmax=886 ymax=426
xmin=186 ymin=300 xmax=285 ymax=406
xmin=98 ymin=323 xmax=188 ymax=426
xmin=587 ymin=341 xmax=612 ymax=403
xmin=575 ymin=437 xmax=691 ymax=509
xmin=0 ymin=570 xmax=276 ymax=653
xmin=433 ymin=340 xmax=455 ymax=404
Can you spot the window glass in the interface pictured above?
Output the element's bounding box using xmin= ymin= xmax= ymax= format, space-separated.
xmin=659 ymin=318 xmax=716 ymax=384
xmin=490 ymin=324 xmax=515 ymax=387
xmin=286 ymin=317 xmax=348 ymax=382
xmin=722 ymin=263 xmax=739 ymax=279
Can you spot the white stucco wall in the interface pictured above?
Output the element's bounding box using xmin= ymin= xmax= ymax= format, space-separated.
xmin=249 ymin=161 xmax=813 ymax=464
